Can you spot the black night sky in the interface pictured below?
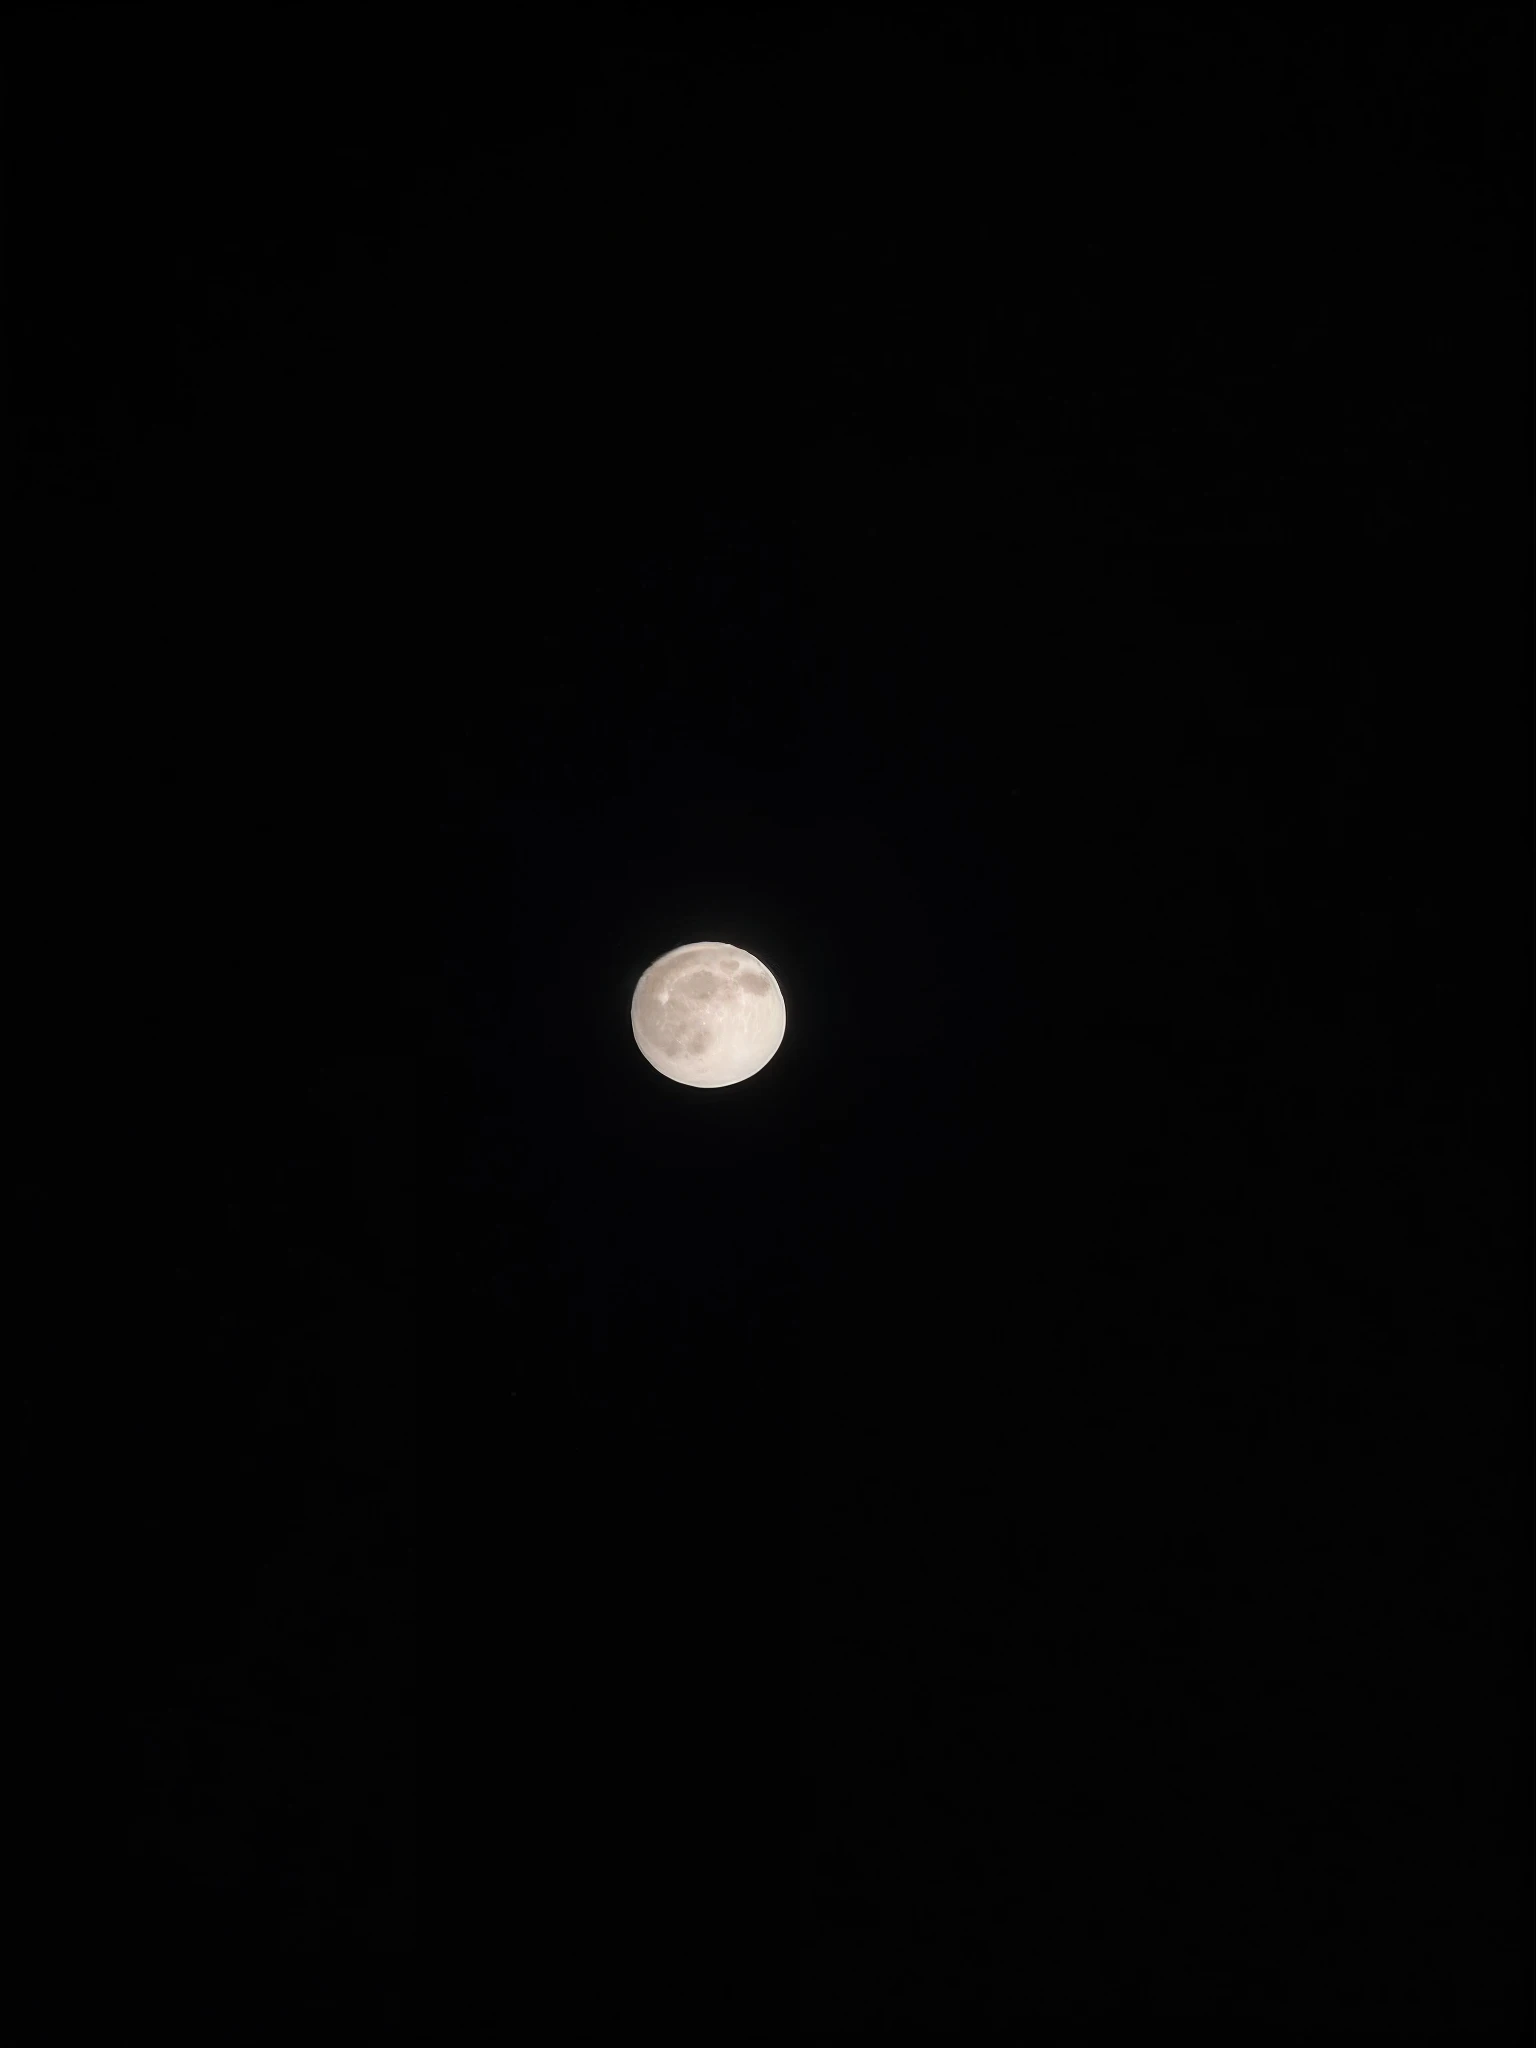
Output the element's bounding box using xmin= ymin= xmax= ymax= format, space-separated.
xmin=9 ymin=6 xmax=1528 ymax=2041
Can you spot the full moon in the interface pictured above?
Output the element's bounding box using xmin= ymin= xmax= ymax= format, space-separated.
xmin=631 ymin=940 xmax=787 ymax=1089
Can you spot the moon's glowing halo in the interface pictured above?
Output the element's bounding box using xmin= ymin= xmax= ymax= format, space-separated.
xmin=631 ymin=940 xmax=786 ymax=1089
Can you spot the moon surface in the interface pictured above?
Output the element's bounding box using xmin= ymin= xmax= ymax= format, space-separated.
xmin=631 ymin=941 xmax=786 ymax=1089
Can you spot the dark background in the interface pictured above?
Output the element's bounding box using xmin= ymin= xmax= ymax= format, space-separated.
xmin=7 ymin=4 xmax=1529 ymax=2040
